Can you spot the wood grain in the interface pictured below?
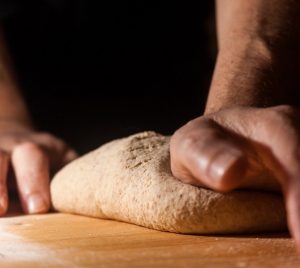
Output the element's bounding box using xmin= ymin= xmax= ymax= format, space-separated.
xmin=0 ymin=212 xmax=298 ymax=268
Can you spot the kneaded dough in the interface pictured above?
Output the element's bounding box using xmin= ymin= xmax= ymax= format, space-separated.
xmin=51 ymin=131 xmax=286 ymax=234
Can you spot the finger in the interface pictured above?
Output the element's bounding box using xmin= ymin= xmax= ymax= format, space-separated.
xmin=33 ymin=133 xmax=78 ymax=170
xmin=11 ymin=142 xmax=50 ymax=214
xmin=268 ymin=155 xmax=300 ymax=252
xmin=0 ymin=151 xmax=9 ymax=215
xmin=208 ymin=106 xmax=300 ymax=250
xmin=62 ymin=149 xmax=78 ymax=165
xmin=285 ymin=178 xmax=300 ymax=252
xmin=171 ymin=119 xmax=248 ymax=192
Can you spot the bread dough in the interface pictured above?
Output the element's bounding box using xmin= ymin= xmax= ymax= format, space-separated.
xmin=51 ymin=131 xmax=286 ymax=234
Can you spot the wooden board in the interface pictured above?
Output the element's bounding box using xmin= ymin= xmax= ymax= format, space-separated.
xmin=0 ymin=211 xmax=298 ymax=268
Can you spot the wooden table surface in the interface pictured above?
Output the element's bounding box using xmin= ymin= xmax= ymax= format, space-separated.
xmin=0 ymin=204 xmax=299 ymax=268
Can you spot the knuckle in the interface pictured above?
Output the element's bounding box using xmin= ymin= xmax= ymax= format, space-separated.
xmin=14 ymin=142 xmax=44 ymax=157
xmin=263 ymin=106 xmax=300 ymax=137
xmin=268 ymin=105 xmax=297 ymax=121
xmin=273 ymin=104 xmax=296 ymax=115
xmin=171 ymin=117 xmax=216 ymax=151
xmin=35 ymin=132 xmax=67 ymax=154
xmin=265 ymin=106 xmax=292 ymax=125
xmin=172 ymin=118 xmax=202 ymax=139
xmin=36 ymin=132 xmax=58 ymax=142
xmin=17 ymin=141 xmax=39 ymax=151
xmin=178 ymin=135 xmax=199 ymax=154
xmin=179 ymin=131 xmax=220 ymax=153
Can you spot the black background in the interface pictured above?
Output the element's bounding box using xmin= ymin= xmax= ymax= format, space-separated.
xmin=2 ymin=1 xmax=216 ymax=153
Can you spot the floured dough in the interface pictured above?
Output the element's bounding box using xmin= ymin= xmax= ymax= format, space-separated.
xmin=51 ymin=131 xmax=286 ymax=234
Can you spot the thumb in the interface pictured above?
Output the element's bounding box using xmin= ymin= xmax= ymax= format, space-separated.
xmin=170 ymin=118 xmax=248 ymax=192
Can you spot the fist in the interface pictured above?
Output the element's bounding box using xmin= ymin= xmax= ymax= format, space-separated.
xmin=171 ymin=105 xmax=300 ymax=249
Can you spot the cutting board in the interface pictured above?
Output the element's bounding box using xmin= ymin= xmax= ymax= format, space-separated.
xmin=0 ymin=208 xmax=299 ymax=268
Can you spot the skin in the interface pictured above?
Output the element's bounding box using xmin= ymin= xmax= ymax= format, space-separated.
xmin=171 ymin=106 xmax=300 ymax=245
xmin=0 ymin=27 xmax=77 ymax=215
xmin=1 ymin=0 xmax=300 ymax=252
xmin=171 ymin=0 xmax=300 ymax=252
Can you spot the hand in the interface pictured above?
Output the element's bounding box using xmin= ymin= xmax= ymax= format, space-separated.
xmin=0 ymin=120 xmax=77 ymax=215
xmin=170 ymin=105 xmax=300 ymax=250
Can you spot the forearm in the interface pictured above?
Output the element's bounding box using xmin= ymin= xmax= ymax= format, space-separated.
xmin=0 ymin=25 xmax=32 ymax=128
xmin=205 ymin=0 xmax=300 ymax=114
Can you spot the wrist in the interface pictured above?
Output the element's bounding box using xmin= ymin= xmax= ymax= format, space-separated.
xmin=205 ymin=38 xmax=277 ymax=114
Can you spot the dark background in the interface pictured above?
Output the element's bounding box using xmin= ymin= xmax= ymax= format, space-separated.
xmin=1 ymin=1 xmax=216 ymax=154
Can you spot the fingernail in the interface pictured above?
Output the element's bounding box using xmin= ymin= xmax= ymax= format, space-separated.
xmin=208 ymin=149 xmax=243 ymax=181
xmin=27 ymin=194 xmax=47 ymax=214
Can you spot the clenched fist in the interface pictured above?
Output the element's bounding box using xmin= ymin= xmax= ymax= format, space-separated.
xmin=171 ymin=105 xmax=300 ymax=249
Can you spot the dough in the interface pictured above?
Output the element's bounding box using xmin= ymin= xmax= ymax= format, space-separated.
xmin=51 ymin=131 xmax=286 ymax=234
